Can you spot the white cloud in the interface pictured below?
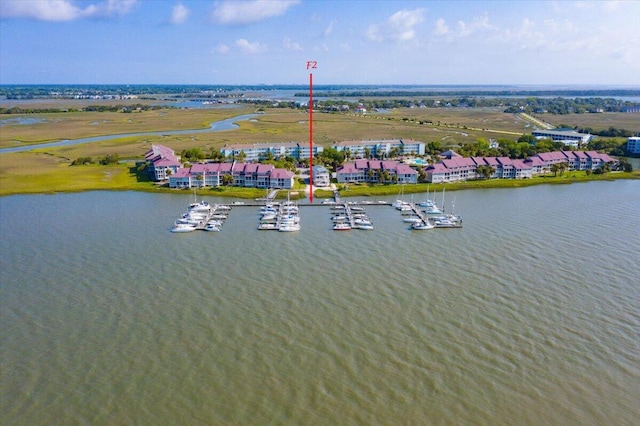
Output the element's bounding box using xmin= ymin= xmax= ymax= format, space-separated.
xmin=213 ymin=43 xmax=229 ymax=54
xmin=0 ymin=0 xmax=137 ymax=21
xmin=367 ymin=8 xmax=425 ymax=42
xmin=283 ymin=37 xmax=303 ymax=51
xmin=171 ymin=3 xmax=189 ymax=25
xmin=456 ymin=12 xmax=493 ymax=37
xmin=212 ymin=0 xmax=300 ymax=25
xmin=235 ymin=38 xmax=267 ymax=54
xmin=434 ymin=18 xmax=449 ymax=35
xmin=323 ymin=20 xmax=335 ymax=37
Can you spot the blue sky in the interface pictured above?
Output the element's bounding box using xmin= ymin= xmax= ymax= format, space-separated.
xmin=1 ymin=0 xmax=639 ymax=85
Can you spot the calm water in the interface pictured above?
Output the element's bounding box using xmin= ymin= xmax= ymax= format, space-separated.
xmin=1 ymin=181 xmax=639 ymax=425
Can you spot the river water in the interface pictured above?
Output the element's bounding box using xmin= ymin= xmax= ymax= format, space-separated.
xmin=1 ymin=181 xmax=639 ymax=425
xmin=0 ymin=114 xmax=257 ymax=154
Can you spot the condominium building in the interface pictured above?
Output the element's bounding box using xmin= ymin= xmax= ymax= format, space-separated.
xmin=531 ymin=129 xmax=593 ymax=147
xmin=336 ymin=159 xmax=418 ymax=184
xmin=627 ymin=137 xmax=640 ymax=154
xmin=144 ymin=144 xmax=181 ymax=181
xmin=168 ymin=162 xmax=294 ymax=190
xmin=333 ymin=138 xmax=426 ymax=158
xmin=221 ymin=142 xmax=323 ymax=161
xmin=426 ymin=150 xmax=616 ymax=183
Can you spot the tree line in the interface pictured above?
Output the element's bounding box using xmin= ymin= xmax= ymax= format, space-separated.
xmin=0 ymin=104 xmax=168 ymax=114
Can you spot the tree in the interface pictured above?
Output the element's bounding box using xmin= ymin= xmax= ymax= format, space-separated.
xmin=550 ymin=163 xmax=560 ymax=177
xmin=558 ymin=162 xmax=569 ymax=176
xmin=99 ymin=153 xmax=119 ymax=165
xmin=180 ymin=147 xmax=205 ymax=162
xmin=426 ymin=141 xmax=442 ymax=156
xmin=221 ymin=174 xmax=235 ymax=185
xmin=518 ymin=134 xmax=537 ymax=144
xmin=71 ymin=156 xmax=93 ymax=166
xmin=416 ymin=166 xmax=427 ymax=183
xmin=476 ymin=165 xmax=495 ymax=180
xmin=617 ymin=158 xmax=633 ymax=172
xmin=209 ymin=148 xmax=224 ymax=162
xmin=367 ymin=169 xmax=375 ymax=182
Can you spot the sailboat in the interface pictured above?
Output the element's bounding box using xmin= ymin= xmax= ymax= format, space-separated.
xmin=188 ymin=186 xmax=211 ymax=213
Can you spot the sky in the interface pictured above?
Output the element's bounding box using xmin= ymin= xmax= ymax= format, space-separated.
xmin=1 ymin=0 xmax=639 ymax=86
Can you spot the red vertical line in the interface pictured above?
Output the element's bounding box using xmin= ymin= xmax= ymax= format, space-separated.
xmin=309 ymin=72 xmax=314 ymax=203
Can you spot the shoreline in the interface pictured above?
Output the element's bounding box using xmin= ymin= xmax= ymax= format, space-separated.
xmin=1 ymin=170 xmax=637 ymax=198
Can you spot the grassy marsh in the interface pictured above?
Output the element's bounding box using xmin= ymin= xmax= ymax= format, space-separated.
xmin=1 ymin=103 xmax=637 ymax=197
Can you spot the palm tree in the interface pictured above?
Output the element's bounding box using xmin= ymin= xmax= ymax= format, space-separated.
xmin=550 ymin=163 xmax=560 ymax=177
xmin=476 ymin=165 xmax=495 ymax=180
xmin=367 ymin=169 xmax=375 ymax=183
xmin=558 ymin=162 xmax=569 ymax=176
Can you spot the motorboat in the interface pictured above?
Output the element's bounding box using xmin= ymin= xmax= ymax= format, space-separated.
xmin=171 ymin=223 xmax=196 ymax=233
xmin=422 ymin=204 xmax=442 ymax=214
xmin=260 ymin=212 xmax=277 ymax=221
xmin=355 ymin=223 xmax=374 ymax=230
xmin=258 ymin=222 xmax=278 ymax=230
xmin=188 ymin=200 xmax=212 ymax=213
xmin=279 ymin=222 xmax=301 ymax=232
xmin=279 ymin=215 xmax=301 ymax=232
xmin=402 ymin=216 xmax=423 ymax=223
xmin=204 ymin=223 xmax=221 ymax=232
xmin=411 ymin=220 xmax=434 ymax=230
xmin=432 ymin=217 xmax=462 ymax=228
xmin=333 ymin=223 xmax=351 ymax=231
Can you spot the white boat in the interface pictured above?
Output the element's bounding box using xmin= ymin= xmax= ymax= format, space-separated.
xmin=214 ymin=204 xmax=231 ymax=211
xmin=354 ymin=218 xmax=372 ymax=226
xmin=432 ymin=219 xmax=457 ymax=228
xmin=279 ymin=215 xmax=301 ymax=232
xmin=279 ymin=223 xmax=301 ymax=232
xmin=258 ymin=222 xmax=278 ymax=230
xmin=188 ymin=200 xmax=212 ymax=213
xmin=171 ymin=223 xmax=196 ymax=233
xmin=333 ymin=223 xmax=351 ymax=231
xmin=411 ymin=220 xmax=434 ymax=230
xmin=176 ymin=215 xmax=204 ymax=226
xmin=282 ymin=205 xmax=299 ymax=214
xmin=423 ymin=205 xmax=442 ymax=214
xmin=260 ymin=204 xmax=277 ymax=213
xmin=355 ymin=223 xmax=374 ymax=230
xmin=403 ymin=216 xmax=422 ymax=223
xmin=204 ymin=223 xmax=221 ymax=232
xmin=260 ymin=212 xmax=277 ymax=221
xmin=392 ymin=185 xmax=407 ymax=209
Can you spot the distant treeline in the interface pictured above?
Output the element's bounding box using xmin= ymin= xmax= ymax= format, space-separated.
xmin=0 ymin=85 xmax=242 ymax=98
xmin=0 ymin=104 xmax=168 ymax=114
xmin=297 ymin=89 xmax=640 ymax=98
xmin=293 ymin=95 xmax=639 ymax=115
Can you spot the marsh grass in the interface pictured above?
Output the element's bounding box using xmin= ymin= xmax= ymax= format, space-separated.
xmin=1 ymin=105 xmax=638 ymax=196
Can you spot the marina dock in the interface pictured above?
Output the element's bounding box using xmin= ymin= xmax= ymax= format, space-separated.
xmin=171 ymin=197 xmax=462 ymax=233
